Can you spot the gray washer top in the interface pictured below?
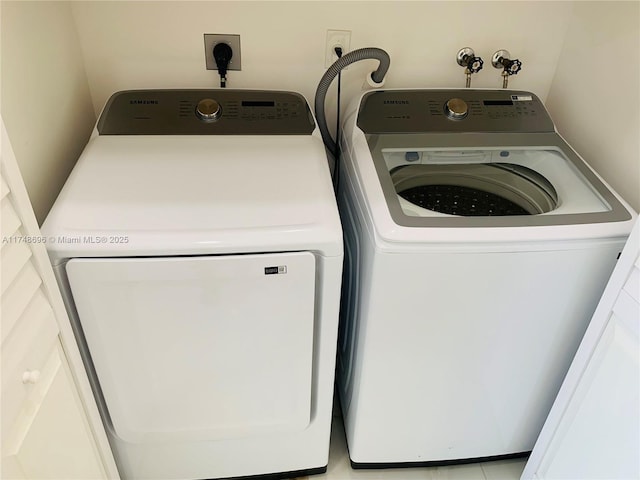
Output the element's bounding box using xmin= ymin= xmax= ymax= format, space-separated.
xmin=357 ymin=89 xmax=554 ymax=134
xmin=97 ymin=89 xmax=316 ymax=135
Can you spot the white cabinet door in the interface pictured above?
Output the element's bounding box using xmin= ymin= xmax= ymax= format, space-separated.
xmin=522 ymin=220 xmax=640 ymax=480
xmin=1 ymin=119 xmax=118 ymax=479
xmin=2 ymin=343 xmax=107 ymax=480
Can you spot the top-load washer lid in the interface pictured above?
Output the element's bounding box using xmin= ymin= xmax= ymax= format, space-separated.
xmin=349 ymin=89 xmax=633 ymax=231
xmin=41 ymin=90 xmax=343 ymax=263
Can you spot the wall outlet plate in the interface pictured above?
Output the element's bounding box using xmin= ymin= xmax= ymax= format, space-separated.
xmin=325 ymin=29 xmax=351 ymax=68
xmin=204 ymin=34 xmax=241 ymax=71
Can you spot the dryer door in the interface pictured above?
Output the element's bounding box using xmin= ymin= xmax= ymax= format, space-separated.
xmin=66 ymin=252 xmax=315 ymax=444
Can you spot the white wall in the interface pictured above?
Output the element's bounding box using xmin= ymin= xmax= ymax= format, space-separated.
xmin=546 ymin=2 xmax=639 ymax=212
xmin=71 ymin=1 xmax=573 ymax=114
xmin=3 ymin=1 xmax=637 ymax=218
xmin=1 ymin=1 xmax=95 ymax=224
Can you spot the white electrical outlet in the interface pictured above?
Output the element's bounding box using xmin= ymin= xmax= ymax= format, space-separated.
xmin=325 ymin=30 xmax=351 ymax=67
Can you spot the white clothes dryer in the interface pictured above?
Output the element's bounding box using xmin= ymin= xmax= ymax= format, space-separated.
xmin=336 ymin=89 xmax=635 ymax=467
xmin=42 ymin=90 xmax=343 ymax=480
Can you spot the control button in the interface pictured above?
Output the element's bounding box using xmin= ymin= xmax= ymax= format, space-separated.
xmin=444 ymin=98 xmax=468 ymax=120
xmin=195 ymin=98 xmax=221 ymax=122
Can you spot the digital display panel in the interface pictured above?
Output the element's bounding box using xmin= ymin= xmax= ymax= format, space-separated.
xmin=242 ymin=101 xmax=275 ymax=107
xmin=483 ymin=100 xmax=514 ymax=106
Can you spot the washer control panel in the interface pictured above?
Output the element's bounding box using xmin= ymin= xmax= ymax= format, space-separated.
xmin=97 ymin=90 xmax=315 ymax=135
xmin=357 ymin=89 xmax=555 ymax=134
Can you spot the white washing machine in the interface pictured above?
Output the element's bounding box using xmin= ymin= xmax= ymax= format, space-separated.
xmin=41 ymin=90 xmax=343 ymax=480
xmin=336 ymin=89 xmax=636 ymax=467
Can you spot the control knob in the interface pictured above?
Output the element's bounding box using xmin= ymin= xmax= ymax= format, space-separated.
xmin=196 ymin=98 xmax=221 ymax=122
xmin=444 ymin=98 xmax=468 ymax=120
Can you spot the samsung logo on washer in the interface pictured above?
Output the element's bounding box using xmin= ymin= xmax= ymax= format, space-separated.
xmin=384 ymin=100 xmax=409 ymax=105
xmin=129 ymin=100 xmax=159 ymax=105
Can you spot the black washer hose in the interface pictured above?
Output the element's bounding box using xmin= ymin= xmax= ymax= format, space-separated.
xmin=314 ymin=48 xmax=390 ymax=157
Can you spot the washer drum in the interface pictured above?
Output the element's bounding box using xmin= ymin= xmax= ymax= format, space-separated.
xmin=391 ymin=163 xmax=558 ymax=216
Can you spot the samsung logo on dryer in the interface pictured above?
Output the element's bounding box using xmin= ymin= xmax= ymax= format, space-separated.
xmin=384 ymin=100 xmax=410 ymax=105
xmin=129 ymin=99 xmax=159 ymax=105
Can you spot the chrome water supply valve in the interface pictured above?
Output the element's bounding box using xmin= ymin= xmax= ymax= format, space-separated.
xmin=492 ymin=50 xmax=522 ymax=88
xmin=457 ymin=47 xmax=484 ymax=88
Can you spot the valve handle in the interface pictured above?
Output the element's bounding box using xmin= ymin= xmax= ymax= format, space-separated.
xmin=466 ymin=56 xmax=484 ymax=74
xmin=457 ymin=47 xmax=483 ymax=88
xmin=457 ymin=47 xmax=475 ymax=67
xmin=456 ymin=47 xmax=484 ymax=73
xmin=505 ymin=58 xmax=522 ymax=75
xmin=492 ymin=49 xmax=523 ymax=75
xmin=457 ymin=47 xmax=483 ymax=73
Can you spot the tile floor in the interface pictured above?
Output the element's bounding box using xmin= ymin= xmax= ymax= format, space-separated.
xmin=300 ymin=417 xmax=528 ymax=480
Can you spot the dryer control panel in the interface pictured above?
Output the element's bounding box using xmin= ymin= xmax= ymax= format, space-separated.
xmin=97 ymin=90 xmax=316 ymax=135
xmin=357 ymin=89 xmax=555 ymax=134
